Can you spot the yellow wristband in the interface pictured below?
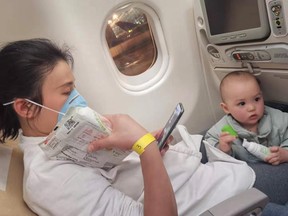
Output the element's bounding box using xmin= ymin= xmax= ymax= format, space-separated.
xmin=132 ymin=133 xmax=156 ymax=155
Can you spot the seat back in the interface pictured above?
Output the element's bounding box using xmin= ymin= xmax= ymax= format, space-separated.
xmin=0 ymin=139 xmax=37 ymax=216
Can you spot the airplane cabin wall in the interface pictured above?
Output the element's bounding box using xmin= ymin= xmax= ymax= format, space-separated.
xmin=0 ymin=0 xmax=215 ymax=133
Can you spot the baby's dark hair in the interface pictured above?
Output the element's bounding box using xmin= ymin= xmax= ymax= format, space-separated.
xmin=0 ymin=38 xmax=74 ymax=143
xmin=219 ymin=71 xmax=261 ymax=102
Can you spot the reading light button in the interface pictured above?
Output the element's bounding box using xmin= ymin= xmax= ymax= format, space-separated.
xmin=232 ymin=52 xmax=254 ymax=60
xmin=247 ymin=53 xmax=255 ymax=60
xmin=232 ymin=50 xmax=271 ymax=61
xmin=257 ymin=51 xmax=271 ymax=60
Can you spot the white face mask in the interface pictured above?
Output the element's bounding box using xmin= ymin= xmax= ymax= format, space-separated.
xmin=3 ymin=89 xmax=87 ymax=122
xmin=56 ymin=89 xmax=87 ymax=121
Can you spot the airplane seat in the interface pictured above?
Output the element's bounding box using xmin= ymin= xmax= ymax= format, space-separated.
xmin=264 ymin=101 xmax=288 ymax=113
xmin=0 ymin=139 xmax=37 ymax=216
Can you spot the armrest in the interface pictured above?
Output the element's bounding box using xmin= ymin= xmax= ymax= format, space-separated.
xmin=199 ymin=188 xmax=269 ymax=216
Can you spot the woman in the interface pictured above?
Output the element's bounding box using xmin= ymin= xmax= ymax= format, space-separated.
xmin=0 ymin=38 xmax=262 ymax=216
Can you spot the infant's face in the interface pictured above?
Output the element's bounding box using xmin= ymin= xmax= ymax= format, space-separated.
xmin=222 ymin=78 xmax=264 ymax=131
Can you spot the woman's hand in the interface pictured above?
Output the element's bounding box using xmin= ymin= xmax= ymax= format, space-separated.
xmin=88 ymin=114 xmax=178 ymax=216
xmin=88 ymin=114 xmax=148 ymax=152
xmin=151 ymin=129 xmax=172 ymax=156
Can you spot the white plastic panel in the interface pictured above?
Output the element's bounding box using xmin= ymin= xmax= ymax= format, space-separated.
xmin=193 ymin=0 xmax=288 ymax=122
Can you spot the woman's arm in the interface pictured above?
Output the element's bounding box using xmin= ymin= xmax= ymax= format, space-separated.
xmin=89 ymin=114 xmax=177 ymax=216
xmin=140 ymin=141 xmax=177 ymax=216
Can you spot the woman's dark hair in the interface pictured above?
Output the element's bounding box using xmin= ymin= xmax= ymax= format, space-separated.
xmin=0 ymin=38 xmax=74 ymax=143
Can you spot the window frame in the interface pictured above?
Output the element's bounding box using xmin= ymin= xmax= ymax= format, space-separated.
xmin=102 ymin=2 xmax=169 ymax=93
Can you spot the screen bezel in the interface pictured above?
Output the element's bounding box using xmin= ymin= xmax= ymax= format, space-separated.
xmin=200 ymin=0 xmax=270 ymax=45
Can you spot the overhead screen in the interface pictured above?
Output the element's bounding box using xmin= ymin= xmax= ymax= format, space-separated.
xmin=200 ymin=0 xmax=270 ymax=44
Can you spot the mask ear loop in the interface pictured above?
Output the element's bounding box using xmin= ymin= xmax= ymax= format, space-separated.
xmin=3 ymin=101 xmax=15 ymax=106
xmin=24 ymin=99 xmax=65 ymax=116
xmin=3 ymin=99 xmax=66 ymax=121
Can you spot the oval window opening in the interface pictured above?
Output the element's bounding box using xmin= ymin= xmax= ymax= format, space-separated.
xmin=105 ymin=7 xmax=157 ymax=76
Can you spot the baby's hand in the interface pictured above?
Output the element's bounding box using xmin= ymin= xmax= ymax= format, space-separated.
xmin=218 ymin=132 xmax=236 ymax=154
xmin=266 ymin=147 xmax=288 ymax=165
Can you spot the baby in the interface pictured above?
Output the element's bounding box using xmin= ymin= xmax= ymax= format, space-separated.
xmin=205 ymin=71 xmax=288 ymax=165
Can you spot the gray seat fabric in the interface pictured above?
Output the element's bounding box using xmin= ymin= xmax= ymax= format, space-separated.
xmin=249 ymin=162 xmax=288 ymax=205
xmin=262 ymin=203 xmax=288 ymax=216
xmin=199 ymin=139 xmax=288 ymax=205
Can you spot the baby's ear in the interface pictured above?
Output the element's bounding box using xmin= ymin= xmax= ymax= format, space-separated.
xmin=220 ymin=102 xmax=230 ymax=114
xmin=13 ymin=99 xmax=35 ymax=118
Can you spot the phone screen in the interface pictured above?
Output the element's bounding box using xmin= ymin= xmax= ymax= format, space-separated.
xmin=157 ymin=103 xmax=184 ymax=150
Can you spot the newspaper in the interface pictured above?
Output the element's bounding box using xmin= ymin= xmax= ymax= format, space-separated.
xmin=39 ymin=106 xmax=132 ymax=170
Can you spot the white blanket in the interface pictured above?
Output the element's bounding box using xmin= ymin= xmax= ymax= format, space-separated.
xmin=103 ymin=125 xmax=256 ymax=215
xmin=20 ymin=125 xmax=255 ymax=216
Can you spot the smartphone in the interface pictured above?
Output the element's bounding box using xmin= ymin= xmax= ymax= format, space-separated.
xmin=157 ymin=103 xmax=184 ymax=150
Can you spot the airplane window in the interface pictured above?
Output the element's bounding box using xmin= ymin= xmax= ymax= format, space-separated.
xmin=105 ymin=6 xmax=157 ymax=76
